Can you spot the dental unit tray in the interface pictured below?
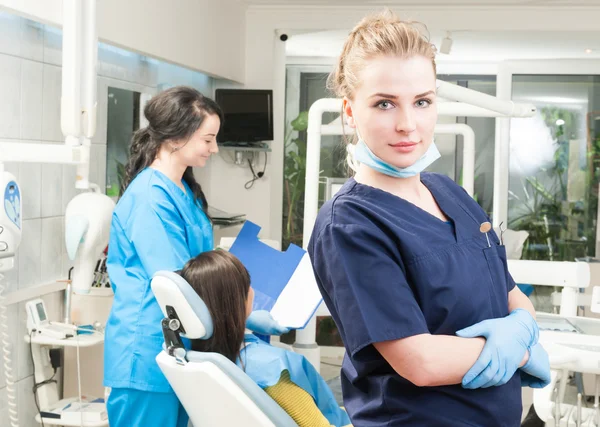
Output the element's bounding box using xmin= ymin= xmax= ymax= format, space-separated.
xmin=538 ymin=316 xmax=582 ymax=334
xmin=537 ymin=313 xmax=600 ymax=374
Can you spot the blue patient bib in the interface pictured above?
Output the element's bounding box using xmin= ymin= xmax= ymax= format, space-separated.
xmin=239 ymin=334 xmax=350 ymax=427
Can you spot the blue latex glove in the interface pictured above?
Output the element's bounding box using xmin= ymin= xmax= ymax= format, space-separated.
xmin=520 ymin=343 xmax=551 ymax=389
xmin=456 ymin=309 xmax=539 ymax=389
xmin=246 ymin=310 xmax=290 ymax=336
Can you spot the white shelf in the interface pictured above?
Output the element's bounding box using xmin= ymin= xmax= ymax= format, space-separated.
xmin=218 ymin=144 xmax=271 ymax=152
xmin=35 ymin=397 xmax=108 ymax=427
xmin=35 ymin=413 xmax=108 ymax=427
xmin=86 ymin=287 xmax=113 ymax=297
xmin=25 ymin=331 xmax=104 ymax=348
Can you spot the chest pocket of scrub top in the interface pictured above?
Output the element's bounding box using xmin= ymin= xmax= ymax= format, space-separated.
xmin=408 ymin=245 xmax=501 ymax=334
xmin=483 ymin=244 xmax=511 ymax=317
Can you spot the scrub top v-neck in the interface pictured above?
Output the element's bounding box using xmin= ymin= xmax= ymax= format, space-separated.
xmin=308 ymin=172 xmax=520 ymax=427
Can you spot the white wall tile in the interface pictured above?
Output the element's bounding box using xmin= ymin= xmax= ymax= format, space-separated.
xmin=42 ymin=25 xmax=62 ymax=67
xmin=17 ymin=374 xmax=37 ymax=427
xmin=139 ymin=57 xmax=158 ymax=88
xmin=0 ymin=386 xmax=10 ymax=427
xmin=41 ymin=64 xmax=62 ymax=143
xmin=98 ymin=44 xmax=127 ymax=81
xmin=18 ymin=219 xmax=41 ymax=288
xmin=16 ymin=303 xmax=33 ymax=382
xmin=62 ymin=165 xmax=80 ymax=215
xmin=98 ymin=44 xmax=145 ymax=84
xmin=2 ymin=162 xmax=19 ymax=179
xmin=93 ymin=78 xmax=109 ymax=145
xmin=0 ymin=12 xmax=22 ymax=57
xmin=40 ymin=163 xmax=62 ymax=218
xmin=62 ymin=218 xmax=73 ymax=276
xmin=20 ymin=20 xmax=43 ymax=62
xmin=0 ymin=54 xmax=21 ymax=139
xmin=18 ymin=162 xmax=41 ymax=220
xmin=20 ymin=60 xmax=43 ymax=140
xmin=90 ymin=144 xmax=107 ymax=192
xmin=192 ymin=71 xmax=213 ymax=96
xmin=1 ymin=256 xmax=19 ymax=295
xmin=41 ymin=217 xmax=63 ymax=282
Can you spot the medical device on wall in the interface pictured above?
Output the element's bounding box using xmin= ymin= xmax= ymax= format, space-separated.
xmin=0 ymin=168 xmax=21 ymax=273
xmin=26 ymin=299 xmax=50 ymax=332
xmin=25 ymin=298 xmax=77 ymax=340
xmin=64 ymin=190 xmax=115 ymax=322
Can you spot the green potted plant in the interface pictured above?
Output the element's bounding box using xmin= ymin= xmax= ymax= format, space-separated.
xmin=282 ymin=111 xmax=309 ymax=250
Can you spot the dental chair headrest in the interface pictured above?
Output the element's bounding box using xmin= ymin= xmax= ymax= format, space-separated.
xmin=151 ymin=271 xmax=214 ymax=340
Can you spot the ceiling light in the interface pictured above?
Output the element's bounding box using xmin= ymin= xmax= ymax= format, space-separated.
xmin=585 ymin=48 xmax=593 ymax=54
xmin=440 ymin=32 xmax=453 ymax=55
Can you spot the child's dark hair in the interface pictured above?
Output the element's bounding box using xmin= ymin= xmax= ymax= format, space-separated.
xmin=181 ymin=250 xmax=250 ymax=363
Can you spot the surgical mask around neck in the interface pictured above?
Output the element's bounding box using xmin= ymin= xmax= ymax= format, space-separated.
xmin=353 ymin=132 xmax=441 ymax=178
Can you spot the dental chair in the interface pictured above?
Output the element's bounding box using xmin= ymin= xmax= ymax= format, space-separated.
xmin=151 ymin=271 xmax=298 ymax=427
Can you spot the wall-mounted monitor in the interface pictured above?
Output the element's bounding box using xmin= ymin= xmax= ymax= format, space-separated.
xmin=215 ymin=89 xmax=273 ymax=143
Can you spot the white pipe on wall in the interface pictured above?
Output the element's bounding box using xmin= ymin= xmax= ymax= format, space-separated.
xmin=492 ymin=65 xmax=514 ymax=228
xmin=434 ymin=123 xmax=475 ymax=196
xmin=294 ymin=99 xmax=340 ymax=372
xmin=81 ymin=0 xmax=97 ymax=139
xmin=302 ymin=98 xmax=341 ymax=251
xmin=61 ymin=0 xmax=82 ymax=145
xmin=437 ymin=102 xmax=523 ymax=118
xmin=76 ymin=0 xmax=98 ymax=190
xmin=0 ymin=142 xmax=84 ymax=164
xmin=436 ymin=79 xmax=536 ymax=118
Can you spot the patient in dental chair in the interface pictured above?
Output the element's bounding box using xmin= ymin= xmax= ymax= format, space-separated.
xmin=181 ymin=250 xmax=352 ymax=427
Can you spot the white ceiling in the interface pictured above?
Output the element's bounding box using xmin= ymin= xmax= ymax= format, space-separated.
xmin=246 ymin=0 xmax=600 ymax=5
xmin=285 ymin=29 xmax=600 ymax=61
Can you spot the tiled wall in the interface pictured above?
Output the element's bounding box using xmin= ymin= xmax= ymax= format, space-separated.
xmin=0 ymin=11 xmax=214 ymax=426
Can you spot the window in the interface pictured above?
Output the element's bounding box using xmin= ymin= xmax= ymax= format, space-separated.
xmin=105 ymin=87 xmax=141 ymax=198
xmin=508 ymin=75 xmax=600 ymax=262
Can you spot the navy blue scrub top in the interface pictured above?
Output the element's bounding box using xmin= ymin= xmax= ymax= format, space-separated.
xmin=308 ymin=172 xmax=521 ymax=427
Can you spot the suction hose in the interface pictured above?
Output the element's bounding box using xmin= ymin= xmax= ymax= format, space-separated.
xmin=0 ymin=272 xmax=19 ymax=426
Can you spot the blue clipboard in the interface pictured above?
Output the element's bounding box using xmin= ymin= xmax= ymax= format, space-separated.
xmin=229 ymin=221 xmax=306 ymax=312
xmin=229 ymin=221 xmax=322 ymax=329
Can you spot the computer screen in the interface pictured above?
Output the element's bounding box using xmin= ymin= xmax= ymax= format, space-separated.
xmin=215 ymin=89 xmax=273 ymax=143
xmin=36 ymin=302 xmax=47 ymax=322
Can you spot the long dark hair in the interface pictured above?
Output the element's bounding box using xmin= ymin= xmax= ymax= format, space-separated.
xmin=181 ymin=250 xmax=250 ymax=363
xmin=120 ymin=86 xmax=224 ymax=211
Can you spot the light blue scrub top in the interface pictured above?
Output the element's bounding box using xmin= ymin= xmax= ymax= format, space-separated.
xmin=104 ymin=168 xmax=213 ymax=392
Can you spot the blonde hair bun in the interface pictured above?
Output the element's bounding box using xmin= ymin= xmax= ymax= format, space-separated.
xmin=327 ymin=9 xmax=436 ymax=100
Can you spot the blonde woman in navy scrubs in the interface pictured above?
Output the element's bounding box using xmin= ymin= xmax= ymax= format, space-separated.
xmin=308 ymin=11 xmax=551 ymax=427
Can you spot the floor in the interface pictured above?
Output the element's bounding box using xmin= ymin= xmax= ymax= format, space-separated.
xmin=321 ymin=355 xmax=344 ymax=406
